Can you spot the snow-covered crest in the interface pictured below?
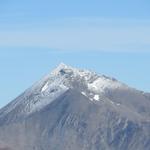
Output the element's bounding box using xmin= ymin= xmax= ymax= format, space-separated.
xmin=0 ymin=63 xmax=128 ymax=115
xmin=50 ymin=62 xmax=127 ymax=91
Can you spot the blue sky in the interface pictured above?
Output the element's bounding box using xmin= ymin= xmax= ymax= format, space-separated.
xmin=0 ymin=0 xmax=150 ymax=107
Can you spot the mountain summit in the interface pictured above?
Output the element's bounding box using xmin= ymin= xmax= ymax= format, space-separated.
xmin=0 ymin=63 xmax=150 ymax=150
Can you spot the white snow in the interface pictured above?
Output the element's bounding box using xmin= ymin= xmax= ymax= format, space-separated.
xmin=88 ymin=76 xmax=126 ymax=93
xmin=25 ymin=70 xmax=70 ymax=114
xmin=41 ymin=82 xmax=49 ymax=92
xmin=51 ymin=63 xmax=95 ymax=83
xmin=93 ymin=95 xmax=100 ymax=101
xmin=51 ymin=63 xmax=70 ymax=76
xmin=81 ymin=92 xmax=87 ymax=96
xmin=27 ymin=85 xmax=68 ymax=114
xmin=116 ymin=103 xmax=121 ymax=106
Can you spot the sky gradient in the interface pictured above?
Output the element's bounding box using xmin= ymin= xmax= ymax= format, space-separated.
xmin=0 ymin=0 xmax=150 ymax=108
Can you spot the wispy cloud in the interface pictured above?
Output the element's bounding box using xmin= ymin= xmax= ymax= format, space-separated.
xmin=0 ymin=17 xmax=150 ymax=52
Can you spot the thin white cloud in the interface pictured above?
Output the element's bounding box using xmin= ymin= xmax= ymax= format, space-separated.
xmin=0 ymin=18 xmax=150 ymax=52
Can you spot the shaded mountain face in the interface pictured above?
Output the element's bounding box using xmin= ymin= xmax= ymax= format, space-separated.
xmin=0 ymin=63 xmax=150 ymax=150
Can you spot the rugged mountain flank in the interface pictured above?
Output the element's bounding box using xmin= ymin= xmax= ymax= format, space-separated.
xmin=0 ymin=63 xmax=150 ymax=150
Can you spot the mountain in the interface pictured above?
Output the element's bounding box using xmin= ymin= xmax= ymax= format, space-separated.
xmin=0 ymin=63 xmax=150 ymax=150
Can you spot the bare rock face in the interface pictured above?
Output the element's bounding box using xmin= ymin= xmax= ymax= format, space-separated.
xmin=0 ymin=63 xmax=150 ymax=150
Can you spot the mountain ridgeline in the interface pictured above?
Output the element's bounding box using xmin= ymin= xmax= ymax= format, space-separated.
xmin=0 ymin=63 xmax=150 ymax=150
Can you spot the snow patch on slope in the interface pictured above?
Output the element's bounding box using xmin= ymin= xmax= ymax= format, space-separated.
xmin=88 ymin=76 xmax=127 ymax=93
xmin=41 ymin=82 xmax=49 ymax=92
xmin=27 ymin=85 xmax=68 ymax=114
xmin=93 ymin=95 xmax=100 ymax=101
xmin=81 ymin=92 xmax=87 ymax=97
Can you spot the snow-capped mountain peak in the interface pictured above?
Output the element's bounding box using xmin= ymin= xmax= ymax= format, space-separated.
xmin=0 ymin=64 xmax=150 ymax=150
xmin=34 ymin=63 xmax=129 ymax=110
xmin=0 ymin=63 xmax=128 ymax=116
xmin=51 ymin=63 xmax=93 ymax=78
xmin=51 ymin=62 xmax=71 ymax=75
xmin=35 ymin=63 xmax=128 ymax=103
xmin=49 ymin=63 xmax=127 ymax=92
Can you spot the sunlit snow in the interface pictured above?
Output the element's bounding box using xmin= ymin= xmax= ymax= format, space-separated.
xmin=93 ymin=95 xmax=100 ymax=101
